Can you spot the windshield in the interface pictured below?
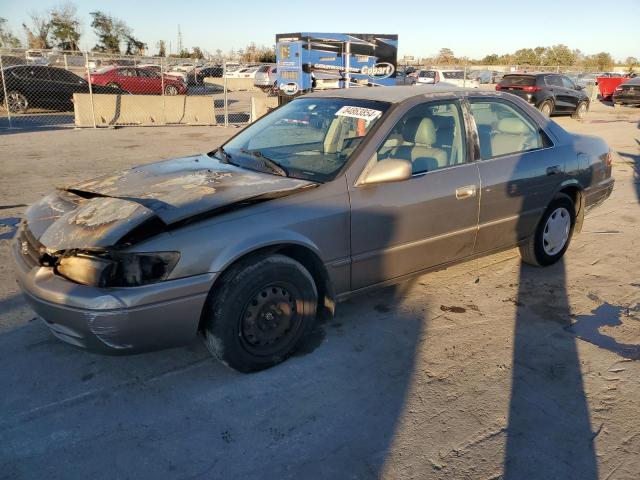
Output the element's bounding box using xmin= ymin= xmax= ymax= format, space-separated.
xmin=219 ymin=98 xmax=390 ymax=182
xmin=499 ymin=75 xmax=536 ymax=86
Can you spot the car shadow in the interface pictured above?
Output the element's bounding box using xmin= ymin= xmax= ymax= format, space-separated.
xmin=0 ymin=207 xmax=428 ymax=479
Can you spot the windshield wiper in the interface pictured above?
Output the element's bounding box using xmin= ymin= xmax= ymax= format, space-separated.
xmin=209 ymin=146 xmax=232 ymax=164
xmin=240 ymin=149 xmax=288 ymax=177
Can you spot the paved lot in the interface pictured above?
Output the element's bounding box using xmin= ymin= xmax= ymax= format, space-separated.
xmin=0 ymin=100 xmax=639 ymax=479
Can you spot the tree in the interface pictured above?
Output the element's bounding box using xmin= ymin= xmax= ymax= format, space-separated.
xmin=0 ymin=17 xmax=21 ymax=48
xmin=50 ymin=3 xmax=81 ymax=51
xmin=481 ymin=54 xmax=499 ymax=65
xmin=124 ymin=33 xmax=146 ymax=55
xmin=191 ymin=46 xmax=204 ymax=59
xmin=89 ymin=11 xmax=121 ymax=53
xmin=513 ymin=48 xmax=540 ymax=66
xmin=625 ymin=56 xmax=638 ymax=67
xmin=436 ymin=47 xmax=456 ymax=64
xmin=157 ymin=40 xmax=166 ymax=57
xmin=584 ymin=52 xmax=613 ymax=71
xmin=215 ymin=49 xmax=223 ymax=62
xmin=257 ymin=46 xmax=275 ymax=63
xmin=22 ymin=11 xmax=51 ymax=49
xmin=543 ymin=44 xmax=576 ymax=66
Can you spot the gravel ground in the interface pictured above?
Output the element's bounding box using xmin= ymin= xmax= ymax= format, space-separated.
xmin=0 ymin=100 xmax=639 ymax=480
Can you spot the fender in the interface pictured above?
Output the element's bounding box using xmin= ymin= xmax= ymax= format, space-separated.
xmin=553 ymin=178 xmax=586 ymax=234
xmin=208 ymin=228 xmax=324 ymax=274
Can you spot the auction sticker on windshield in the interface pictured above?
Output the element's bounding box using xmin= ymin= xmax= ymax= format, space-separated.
xmin=335 ymin=106 xmax=383 ymax=121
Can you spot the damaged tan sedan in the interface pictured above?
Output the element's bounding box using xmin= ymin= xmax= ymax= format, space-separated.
xmin=13 ymin=87 xmax=614 ymax=372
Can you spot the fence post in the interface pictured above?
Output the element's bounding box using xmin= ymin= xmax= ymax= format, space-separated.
xmin=463 ymin=64 xmax=467 ymax=88
xmin=223 ymin=61 xmax=228 ymax=127
xmin=161 ymin=57 xmax=166 ymax=125
xmin=0 ymin=55 xmax=13 ymax=129
xmin=556 ymin=65 xmax=560 ymax=73
xmin=64 ymin=53 xmax=68 ymax=70
xmin=85 ymin=51 xmax=97 ymax=128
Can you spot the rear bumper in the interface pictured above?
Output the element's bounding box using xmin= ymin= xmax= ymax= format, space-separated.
xmin=585 ymin=177 xmax=614 ymax=213
xmin=612 ymin=93 xmax=640 ymax=105
xmin=12 ymin=234 xmax=215 ymax=354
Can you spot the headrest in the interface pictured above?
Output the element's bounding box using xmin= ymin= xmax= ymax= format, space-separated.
xmin=403 ymin=117 xmax=436 ymax=145
xmin=496 ymin=118 xmax=530 ymax=135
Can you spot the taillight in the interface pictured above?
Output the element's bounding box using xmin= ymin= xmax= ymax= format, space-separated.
xmin=522 ymin=86 xmax=541 ymax=92
xmin=615 ymin=86 xmax=623 ymax=92
xmin=495 ymin=84 xmax=502 ymax=90
xmin=605 ymin=150 xmax=613 ymax=167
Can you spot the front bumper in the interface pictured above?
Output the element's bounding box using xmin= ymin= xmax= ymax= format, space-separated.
xmin=12 ymin=228 xmax=216 ymax=354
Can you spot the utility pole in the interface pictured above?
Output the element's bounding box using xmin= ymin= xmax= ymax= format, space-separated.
xmin=177 ymin=25 xmax=183 ymax=54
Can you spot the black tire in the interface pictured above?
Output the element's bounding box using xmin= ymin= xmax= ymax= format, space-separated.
xmin=539 ymin=100 xmax=553 ymax=117
xmin=519 ymin=193 xmax=576 ymax=267
xmin=203 ymin=254 xmax=318 ymax=373
xmin=572 ymin=101 xmax=588 ymax=120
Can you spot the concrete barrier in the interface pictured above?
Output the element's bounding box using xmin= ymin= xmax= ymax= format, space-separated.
xmin=73 ymin=94 xmax=216 ymax=127
xmin=204 ymin=77 xmax=259 ymax=91
xmin=250 ymin=96 xmax=279 ymax=122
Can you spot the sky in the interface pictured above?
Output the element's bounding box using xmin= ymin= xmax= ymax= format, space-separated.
xmin=1 ymin=0 xmax=639 ymax=60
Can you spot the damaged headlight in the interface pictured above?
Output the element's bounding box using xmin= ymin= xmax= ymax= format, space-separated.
xmin=56 ymin=251 xmax=180 ymax=288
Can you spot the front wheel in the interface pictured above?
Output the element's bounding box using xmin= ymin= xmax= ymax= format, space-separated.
xmin=519 ymin=193 xmax=576 ymax=267
xmin=572 ymin=101 xmax=588 ymax=120
xmin=203 ymin=254 xmax=318 ymax=372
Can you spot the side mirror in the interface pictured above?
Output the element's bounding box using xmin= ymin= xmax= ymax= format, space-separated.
xmin=360 ymin=158 xmax=412 ymax=185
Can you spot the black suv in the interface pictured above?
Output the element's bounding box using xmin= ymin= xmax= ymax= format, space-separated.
xmin=496 ymin=73 xmax=589 ymax=119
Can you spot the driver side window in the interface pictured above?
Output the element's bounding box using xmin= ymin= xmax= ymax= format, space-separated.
xmin=376 ymin=101 xmax=466 ymax=175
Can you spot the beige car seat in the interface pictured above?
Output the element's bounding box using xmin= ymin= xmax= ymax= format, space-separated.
xmin=392 ymin=117 xmax=448 ymax=173
xmin=490 ymin=118 xmax=539 ymax=157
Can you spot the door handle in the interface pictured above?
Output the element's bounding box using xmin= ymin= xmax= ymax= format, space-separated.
xmin=456 ymin=185 xmax=477 ymax=199
xmin=546 ymin=165 xmax=561 ymax=176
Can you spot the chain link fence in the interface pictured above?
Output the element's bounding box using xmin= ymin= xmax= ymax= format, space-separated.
xmin=2 ymin=48 xmax=630 ymax=131
xmin=0 ymin=48 xmax=278 ymax=130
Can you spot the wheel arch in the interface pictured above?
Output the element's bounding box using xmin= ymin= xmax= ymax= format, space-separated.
xmin=555 ymin=181 xmax=585 ymax=233
xmin=198 ymin=239 xmax=336 ymax=332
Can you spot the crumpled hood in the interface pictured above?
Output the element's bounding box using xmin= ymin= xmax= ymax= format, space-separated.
xmin=24 ymin=154 xmax=315 ymax=251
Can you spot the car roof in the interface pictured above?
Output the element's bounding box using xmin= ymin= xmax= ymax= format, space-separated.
xmin=306 ymin=85 xmax=472 ymax=103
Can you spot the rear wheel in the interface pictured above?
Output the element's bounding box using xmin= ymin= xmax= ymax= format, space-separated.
xmin=203 ymin=254 xmax=318 ymax=372
xmin=519 ymin=193 xmax=576 ymax=267
xmin=5 ymin=91 xmax=28 ymax=113
xmin=106 ymin=82 xmax=121 ymax=90
xmin=539 ymin=100 xmax=553 ymax=117
xmin=572 ymin=101 xmax=588 ymax=120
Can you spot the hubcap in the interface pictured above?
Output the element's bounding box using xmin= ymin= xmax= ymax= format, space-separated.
xmin=7 ymin=93 xmax=27 ymax=112
xmin=541 ymin=103 xmax=551 ymax=116
xmin=542 ymin=207 xmax=570 ymax=255
xmin=240 ymin=284 xmax=300 ymax=355
xmin=578 ymin=104 xmax=587 ymax=118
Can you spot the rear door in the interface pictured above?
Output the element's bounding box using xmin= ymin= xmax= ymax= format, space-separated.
xmin=545 ymin=75 xmax=570 ymax=111
xmin=117 ymin=68 xmax=140 ymax=93
xmin=468 ymin=97 xmax=563 ymax=253
xmin=349 ymin=99 xmax=480 ymax=290
xmin=560 ymin=75 xmax=580 ymax=110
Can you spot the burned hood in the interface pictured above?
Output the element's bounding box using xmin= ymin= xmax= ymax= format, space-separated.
xmin=24 ymin=154 xmax=316 ymax=251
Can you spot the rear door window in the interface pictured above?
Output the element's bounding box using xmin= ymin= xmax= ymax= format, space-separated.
xmin=545 ymin=75 xmax=564 ymax=87
xmin=560 ymin=76 xmax=576 ymax=89
xmin=469 ymin=100 xmax=545 ymax=160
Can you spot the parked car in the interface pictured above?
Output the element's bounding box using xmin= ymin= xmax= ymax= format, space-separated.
xmin=226 ymin=66 xmax=259 ymax=79
xmin=254 ymin=64 xmax=277 ymax=90
xmin=0 ymin=65 xmax=126 ymax=113
xmin=188 ymin=65 xmax=223 ymax=85
xmin=612 ymin=77 xmax=640 ymax=106
xmin=415 ymin=69 xmax=480 ymax=88
xmin=0 ymin=55 xmax=26 ymax=67
xmin=468 ymin=70 xmax=502 ymax=84
xmin=25 ymin=50 xmax=49 ymax=65
xmin=13 ymin=86 xmax=614 ymax=372
xmin=89 ymin=66 xmax=187 ymax=95
xmin=496 ymin=73 xmax=590 ymax=119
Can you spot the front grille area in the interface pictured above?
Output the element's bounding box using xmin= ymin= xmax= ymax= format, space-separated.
xmin=15 ymin=224 xmax=44 ymax=269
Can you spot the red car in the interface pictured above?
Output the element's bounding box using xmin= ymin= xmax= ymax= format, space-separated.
xmin=88 ymin=66 xmax=187 ymax=95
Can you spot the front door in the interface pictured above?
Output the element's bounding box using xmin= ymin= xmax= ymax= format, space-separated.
xmin=468 ymin=97 xmax=565 ymax=253
xmin=349 ymin=99 xmax=480 ymax=290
